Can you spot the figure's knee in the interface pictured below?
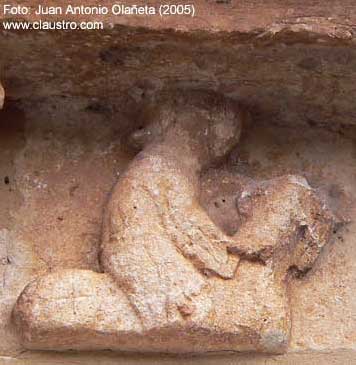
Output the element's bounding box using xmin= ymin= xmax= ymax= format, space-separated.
xmin=13 ymin=269 xmax=141 ymax=350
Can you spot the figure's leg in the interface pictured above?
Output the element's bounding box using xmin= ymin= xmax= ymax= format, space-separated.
xmin=13 ymin=267 xmax=212 ymax=353
xmin=100 ymin=233 xmax=212 ymax=330
xmin=13 ymin=269 xmax=142 ymax=351
xmin=13 ymin=267 xmax=257 ymax=353
xmin=208 ymin=260 xmax=290 ymax=353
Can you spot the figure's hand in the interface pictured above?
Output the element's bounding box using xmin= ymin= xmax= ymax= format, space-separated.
xmin=171 ymin=204 xmax=240 ymax=279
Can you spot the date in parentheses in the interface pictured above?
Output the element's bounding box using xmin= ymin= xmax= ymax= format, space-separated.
xmin=159 ymin=4 xmax=195 ymax=17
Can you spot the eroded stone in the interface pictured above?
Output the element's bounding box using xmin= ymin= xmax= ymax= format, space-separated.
xmin=12 ymin=90 xmax=338 ymax=354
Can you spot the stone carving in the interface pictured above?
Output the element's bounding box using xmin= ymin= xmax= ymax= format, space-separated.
xmin=13 ymin=90 xmax=338 ymax=353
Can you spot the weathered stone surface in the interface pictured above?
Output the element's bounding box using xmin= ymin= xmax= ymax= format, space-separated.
xmin=2 ymin=350 xmax=356 ymax=365
xmin=0 ymin=94 xmax=355 ymax=363
xmin=12 ymin=90 xmax=338 ymax=353
xmin=2 ymin=1 xmax=356 ymax=132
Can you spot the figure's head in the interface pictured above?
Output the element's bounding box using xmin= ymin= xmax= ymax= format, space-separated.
xmin=129 ymin=89 xmax=245 ymax=164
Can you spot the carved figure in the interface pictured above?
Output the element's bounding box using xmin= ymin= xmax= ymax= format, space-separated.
xmin=13 ymin=90 xmax=337 ymax=353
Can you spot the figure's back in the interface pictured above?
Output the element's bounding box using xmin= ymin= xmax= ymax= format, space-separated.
xmin=100 ymin=146 xmax=209 ymax=329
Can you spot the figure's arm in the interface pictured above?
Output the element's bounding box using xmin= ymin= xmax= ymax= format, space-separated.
xmin=169 ymin=202 xmax=240 ymax=279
